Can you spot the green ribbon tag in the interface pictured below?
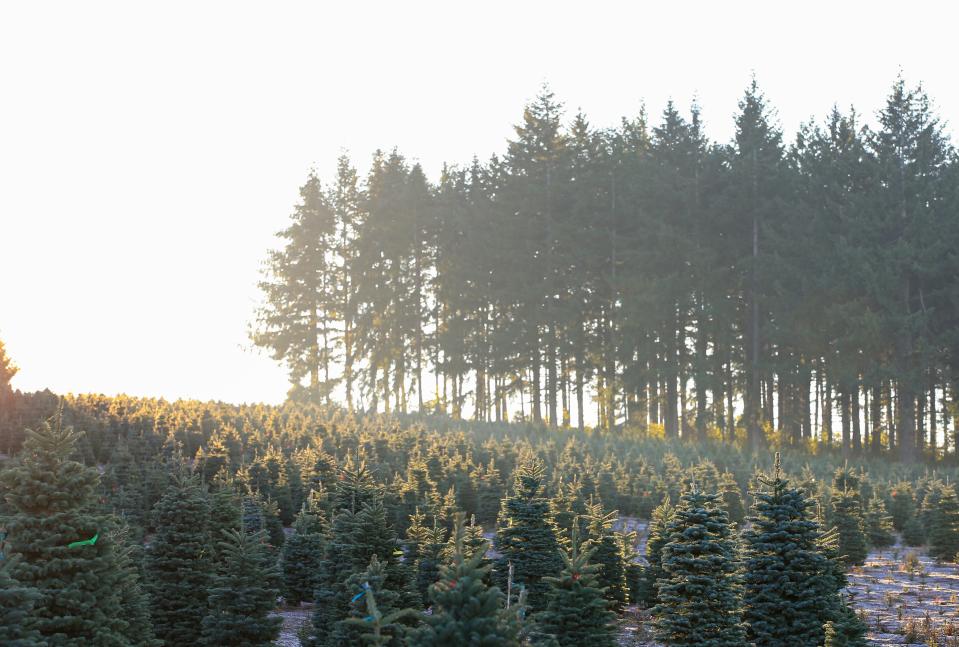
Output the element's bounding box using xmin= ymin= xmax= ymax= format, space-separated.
xmin=68 ymin=532 xmax=99 ymax=548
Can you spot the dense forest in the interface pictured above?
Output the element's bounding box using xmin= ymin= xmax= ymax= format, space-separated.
xmin=252 ymin=76 xmax=959 ymax=462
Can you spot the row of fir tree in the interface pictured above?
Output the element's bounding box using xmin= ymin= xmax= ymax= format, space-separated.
xmin=2 ymin=390 xmax=959 ymax=645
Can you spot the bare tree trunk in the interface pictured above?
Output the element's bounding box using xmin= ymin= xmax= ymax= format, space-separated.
xmin=531 ymin=345 xmax=542 ymax=424
xmin=852 ymin=381 xmax=862 ymax=452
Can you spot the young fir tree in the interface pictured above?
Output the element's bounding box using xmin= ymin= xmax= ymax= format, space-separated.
xmin=817 ymin=524 xmax=868 ymax=647
xmin=888 ymin=481 xmax=915 ymax=532
xmin=493 ymin=458 xmax=563 ymax=611
xmin=652 ymin=488 xmax=746 ymax=647
xmin=864 ymin=494 xmax=895 ymax=553
xmin=145 ymin=474 xmax=214 ymax=646
xmin=308 ymin=466 xmax=414 ymax=647
xmin=261 ymin=496 xmax=287 ymax=549
xmin=719 ymin=471 xmax=746 ymax=525
xmin=0 ymin=555 xmax=43 ymax=647
xmin=281 ymin=494 xmax=328 ymax=605
xmin=0 ymin=418 xmax=132 ymax=644
xmin=927 ymin=482 xmax=959 ymax=562
xmin=239 ymin=494 xmax=284 ymax=593
xmin=414 ymin=521 xmax=447 ymax=604
xmin=548 ymin=479 xmax=585 ymax=545
xmin=332 ymin=555 xmax=417 ymax=647
xmin=822 ymin=597 xmax=867 ymax=647
xmin=201 ymin=529 xmax=282 ymax=647
xmin=583 ymin=497 xmax=628 ymax=612
xmin=742 ymin=454 xmax=842 ymax=647
xmin=208 ymin=485 xmax=242 ymax=569
xmin=441 ymin=514 xmax=488 ymax=565
xmin=535 ymin=524 xmax=617 ymax=647
xmin=112 ymin=523 xmax=161 ymax=647
xmin=637 ymin=495 xmax=674 ymax=606
xmin=410 ymin=514 xmax=519 ymax=647
xmin=831 ymin=487 xmax=868 ymax=566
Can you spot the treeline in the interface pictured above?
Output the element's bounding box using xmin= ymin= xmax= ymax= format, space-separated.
xmin=253 ymin=75 xmax=959 ymax=461
xmin=3 ymin=394 xmax=959 ymax=645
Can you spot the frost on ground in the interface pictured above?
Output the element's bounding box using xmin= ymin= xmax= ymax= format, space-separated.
xmin=272 ymin=604 xmax=312 ymax=647
xmin=847 ymin=543 xmax=959 ymax=646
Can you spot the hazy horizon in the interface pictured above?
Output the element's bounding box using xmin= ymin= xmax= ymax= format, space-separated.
xmin=3 ymin=0 xmax=957 ymax=405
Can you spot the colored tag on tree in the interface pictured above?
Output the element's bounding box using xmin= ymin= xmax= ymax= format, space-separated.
xmin=350 ymin=581 xmax=371 ymax=603
xmin=68 ymin=532 xmax=98 ymax=548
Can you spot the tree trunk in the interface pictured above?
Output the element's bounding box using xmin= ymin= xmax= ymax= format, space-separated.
xmin=840 ymin=387 xmax=851 ymax=458
xmin=531 ymin=345 xmax=542 ymax=424
xmin=823 ymin=380 xmax=832 ymax=447
xmin=852 ymin=381 xmax=862 ymax=452
xmin=547 ymin=323 xmax=558 ymax=426
xmin=576 ymin=362 xmax=585 ymax=432
xmin=871 ymin=383 xmax=883 ymax=453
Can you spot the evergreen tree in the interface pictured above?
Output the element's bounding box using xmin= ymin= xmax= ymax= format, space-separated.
xmin=332 ymin=555 xmax=417 ymax=647
xmin=718 ymin=471 xmax=745 ymax=525
xmin=410 ymin=514 xmax=519 ymax=647
xmin=547 ymin=480 xmax=583 ymax=545
xmin=901 ymin=515 xmax=925 ymax=547
xmin=535 ymin=526 xmax=616 ymax=647
xmin=201 ymin=529 xmax=282 ymax=647
xmin=441 ymin=514 xmax=488 ymax=565
xmin=252 ymin=170 xmax=340 ymax=403
xmin=308 ymin=463 xmax=412 ymax=647
xmin=637 ymin=496 xmax=674 ymax=606
xmin=742 ymin=455 xmax=841 ymax=647
xmin=112 ymin=523 xmax=161 ymax=647
xmin=868 ymin=77 xmax=952 ymax=462
xmin=728 ymin=77 xmax=786 ymax=450
xmin=583 ymin=498 xmax=628 ymax=612
xmin=817 ymin=524 xmax=868 ymax=646
xmin=145 ymin=474 xmax=214 ymax=646
xmin=493 ymin=458 xmax=563 ymax=611
xmin=0 ymin=338 xmax=17 ymax=391
xmin=831 ymin=487 xmax=868 ymax=566
xmin=822 ymin=597 xmax=867 ymax=647
xmin=0 ymin=555 xmax=42 ymax=647
xmin=260 ymin=496 xmax=287 ymax=549
xmin=208 ymin=485 xmax=241 ymax=569
xmin=864 ymin=494 xmax=895 ymax=552
xmin=652 ymin=488 xmax=746 ymax=646
xmin=281 ymin=495 xmax=327 ymax=605
xmin=888 ymin=482 xmax=915 ymax=532
xmin=0 ymin=418 xmax=131 ymax=645
xmin=239 ymin=494 xmax=284 ymax=593
xmin=927 ymin=482 xmax=959 ymax=562
xmin=414 ymin=521 xmax=446 ymax=604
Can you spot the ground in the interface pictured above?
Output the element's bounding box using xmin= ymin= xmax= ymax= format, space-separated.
xmin=847 ymin=544 xmax=959 ymax=645
xmin=274 ymin=519 xmax=959 ymax=646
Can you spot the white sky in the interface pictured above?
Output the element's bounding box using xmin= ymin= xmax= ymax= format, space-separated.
xmin=1 ymin=1 xmax=956 ymax=406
